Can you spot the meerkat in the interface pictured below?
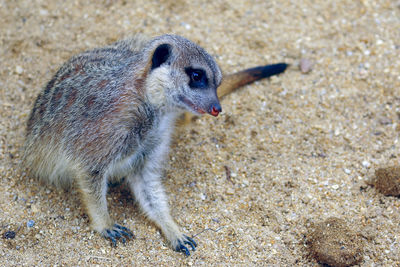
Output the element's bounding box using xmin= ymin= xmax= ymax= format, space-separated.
xmin=23 ymin=34 xmax=287 ymax=255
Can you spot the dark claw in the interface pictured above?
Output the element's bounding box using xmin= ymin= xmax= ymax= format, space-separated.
xmin=113 ymin=230 xmax=126 ymax=243
xmin=106 ymin=230 xmax=117 ymax=247
xmin=177 ymin=243 xmax=190 ymax=256
xmin=175 ymin=236 xmax=197 ymax=256
xmin=114 ymin=224 xmax=134 ymax=238
xmin=184 ymin=241 xmax=196 ymax=252
xmin=185 ymin=235 xmax=197 ymax=250
xmin=103 ymin=224 xmax=134 ymax=247
xmin=183 ymin=235 xmax=197 ymax=251
xmin=113 ymin=230 xmax=122 ymax=238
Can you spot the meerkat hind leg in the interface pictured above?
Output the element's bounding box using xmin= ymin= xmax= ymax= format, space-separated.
xmin=128 ymin=167 xmax=197 ymax=255
xmin=77 ymin=172 xmax=134 ymax=246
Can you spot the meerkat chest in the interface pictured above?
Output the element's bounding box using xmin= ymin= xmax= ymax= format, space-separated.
xmin=108 ymin=111 xmax=178 ymax=179
xmin=139 ymin=111 xmax=176 ymax=160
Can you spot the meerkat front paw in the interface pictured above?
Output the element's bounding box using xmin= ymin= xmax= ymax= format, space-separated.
xmin=101 ymin=223 xmax=134 ymax=246
xmin=172 ymin=235 xmax=197 ymax=256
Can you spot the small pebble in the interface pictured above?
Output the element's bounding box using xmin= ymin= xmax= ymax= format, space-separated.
xmin=307 ymin=217 xmax=364 ymax=267
xmin=181 ymin=22 xmax=191 ymax=30
xmin=15 ymin=66 xmax=23 ymax=74
xmin=358 ymin=69 xmax=368 ymax=79
xmin=374 ymin=166 xmax=400 ymax=196
xmin=39 ymin=9 xmax=49 ymax=16
xmin=362 ymin=161 xmax=370 ymax=168
xmin=300 ymin=58 xmax=313 ymax=73
xmin=27 ymin=220 xmax=35 ymax=228
xmin=226 ymin=188 xmax=235 ymax=195
xmin=2 ymin=230 xmax=16 ymax=239
xmin=344 ymin=168 xmax=351 ymax=174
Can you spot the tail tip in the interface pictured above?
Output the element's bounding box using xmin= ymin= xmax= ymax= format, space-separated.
xmin=274 ymin=63 xmax=290 ymax=73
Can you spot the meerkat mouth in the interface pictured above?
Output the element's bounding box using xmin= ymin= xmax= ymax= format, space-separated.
xmin=178 ymin=95 xmax=206 ymax=115
xmin=209 ymin=107 xmax=220 ymax=117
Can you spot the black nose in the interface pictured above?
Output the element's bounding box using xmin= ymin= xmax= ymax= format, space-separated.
xmin=209 ymin=102 xmax=222 ymax=117
xmin=214 ymin=102 xmax=222 ymax=112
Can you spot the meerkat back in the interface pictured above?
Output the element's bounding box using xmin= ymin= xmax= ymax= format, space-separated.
xmin=24 ymin=36 xmax=145 ymax=188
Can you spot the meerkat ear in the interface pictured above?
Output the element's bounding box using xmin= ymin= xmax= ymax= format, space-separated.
xmin=151 ymin=44 xmax=171 ymax=70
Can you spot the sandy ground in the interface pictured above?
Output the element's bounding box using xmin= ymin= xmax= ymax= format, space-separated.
xmin=1 ymin=0 xmax=400 ymax=266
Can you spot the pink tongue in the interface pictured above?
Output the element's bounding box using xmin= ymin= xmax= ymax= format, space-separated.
xmin=210 ymin=107 xmax=219 ymax=117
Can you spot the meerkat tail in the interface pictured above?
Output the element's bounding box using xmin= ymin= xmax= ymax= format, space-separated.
xmin=179 ymin=63 xmax=288 ymax=125
xmin=217 ymin=63 xmax=288 ymax=98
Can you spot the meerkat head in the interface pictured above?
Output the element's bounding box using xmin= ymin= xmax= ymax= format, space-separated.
xmin=144 ymin=35 xmax=222 ymax=117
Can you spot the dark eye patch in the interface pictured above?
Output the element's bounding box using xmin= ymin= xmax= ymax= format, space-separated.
xmin=185 ymin=67 xmax=208 ymax=89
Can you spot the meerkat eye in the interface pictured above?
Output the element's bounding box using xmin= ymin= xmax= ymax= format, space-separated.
xmin=191 ymin=71 xmax=202 ymax=81
xmin=185 ymin=68 xmax=208 ymax=88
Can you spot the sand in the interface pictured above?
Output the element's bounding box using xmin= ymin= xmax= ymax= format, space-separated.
xmin=1 ymin=0 xmax=399 ymax=266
